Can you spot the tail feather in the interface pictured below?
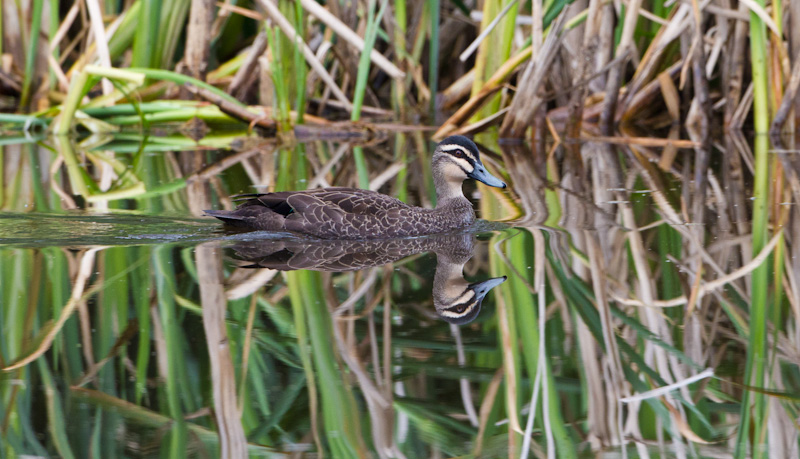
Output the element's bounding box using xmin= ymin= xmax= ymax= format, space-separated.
xmin=204 ymin=208 xmax=285 ymax=231
xmin=204 ymin=210 xmax=251 ymax=228
xmin=204 ymin=210 xmax=243 ymax=220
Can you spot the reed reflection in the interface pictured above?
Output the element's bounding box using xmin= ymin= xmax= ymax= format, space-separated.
xmin=226 ymin=232 xmax=506 ymax=325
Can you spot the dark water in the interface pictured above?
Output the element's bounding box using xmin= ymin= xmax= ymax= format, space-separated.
xmin=0 ymin=133 xmax=793 ymax=458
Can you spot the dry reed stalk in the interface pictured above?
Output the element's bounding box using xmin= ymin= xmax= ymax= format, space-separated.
xmin=499 ymin=144 xmax=548 ymax=226
xmin=685 ymin=231 xmax=785 ymax=298
xmin=771 ymin=49 xmax=800 ymax=132
xmin=185 ymin=153 xmax=211 ymax=215
xmin=436 ymin=107 xmax=508 ymax=137
xmin=298 ymin=0 xmax=404 ymax=79
xmin=48 ymin=3 xmax=80 ymax=92
xmin=724 ymin=1 xmax=751 ymax=128
xmin=450 ymin=324 xmax=480 ymax=427
xmin=791 ymin=1 xmax=800 ymax=128
xmin=184 ymin=85 xmax=277 ymax=130
xmin=433 ymin=45 xmax=533 ymax=140
xmin=625 ymin=141 xmax=759 ymax=306
xmin=731 ymin=82 xmax=755 ymax=129
xmin=472 ymin=369 xmax=504 ymax=456
xmin=564 ymin=0 xmax=597 ymax=142
xmin=329 ymin=276 xmax=397 ymax=456
xmin=225 ymin=269 xmax=277 ymax=300
xmin=683 ymin=0 xmax=712 ymax=371
xmin=2 ymin=248 xmax=104 ymax=371
xmin=228 ymin=33 xmax=268 ymax=99
xmin=495 ymin=288 xmax=522 ymax=456
xmin=308 ymin=143 xmax=350 ymax=188
xmin=460 ymin=1 xmax=517 ymax=63
xmin=309 ymin=98 xmax=392 ymax=116
xmin=583 ymin=135 xmax=699 ymax=148
xmin=686 ymin=5 xmax=710 ymax=143
xmin=439 ymin=69 xmax=475 ymax=110
xmin=621 ymin=61 xmax=682 ymax=122
xmin=599 ymin=0 xmax=642 ymax=135
xmin=196 ymin=245 xmax=249 ymax=458
xmin=499 ymin=11 xmax=567 ymax=138
xmin=622 ymin=4 xmax=684 ymax=116
xmin=85 ymin=0 xmax=113 ymax=95
xmin=215 ymin=2 xmax=262 ymax=20
xmin=620 ymin=195 xmax=697 ymax=448
xmin=657 ymin=71 xmax=681 ymax=122
xmin=188 ymin=143 xmax=273 ymax=184
xmin=184 ymin=0 xmax=214 ymax=82
xmin=585 ymin=233 xmax=625 ymax=445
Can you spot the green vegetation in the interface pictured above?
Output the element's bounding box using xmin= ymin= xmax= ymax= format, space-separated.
xmin=2 ymin=0 xmax=800 ymax=457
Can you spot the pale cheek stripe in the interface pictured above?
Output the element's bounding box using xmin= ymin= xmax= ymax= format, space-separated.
xmin=443 ymin=162 xmax=469 ymax=178
xmin=451 ymin=158 xmax=473 ymax=172
xmin=454 ymin=291 xmax=475 ymax=304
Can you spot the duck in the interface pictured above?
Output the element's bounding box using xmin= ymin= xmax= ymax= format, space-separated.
xmin=204 ymin=135 xmax=507 ymax=239
xmin=226 ymin=233 xmax=507 ymax=324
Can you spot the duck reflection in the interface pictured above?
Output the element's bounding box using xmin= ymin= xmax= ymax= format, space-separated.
xmin=227 ymin=233 xmax=506 ymax=325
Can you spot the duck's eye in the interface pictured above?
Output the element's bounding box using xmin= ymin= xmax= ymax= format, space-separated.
xmin=452 ymin=149 xmax=465 ymax=158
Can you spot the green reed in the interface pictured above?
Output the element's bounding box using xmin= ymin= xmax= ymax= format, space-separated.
xmin=131 ymin=0 xmax=160 ymax=68
xmin=152 ymin=246 xmax=189 ymax=454
xmin=291 ymin=0 xmax=308 ymax=124
xmin=391 ymin=0 xmax=408 ymax=115
xmin=266 ymin=25 xmax=292 ymax=130
xmin=349 ymin=0 xmax=388 ymax=189
xmin=427 ymin=0 xmax=440 ymax=115
xmin=736 ymin=0 xmax=772 ymax=453
xmin=19 ymin=0 xmax=43 ymax=109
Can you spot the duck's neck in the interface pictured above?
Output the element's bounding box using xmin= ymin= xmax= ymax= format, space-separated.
xmin=433 ymin=257 xmax=469 ymax=301
xmin=433 ymin=168 xmax=469 ymax=209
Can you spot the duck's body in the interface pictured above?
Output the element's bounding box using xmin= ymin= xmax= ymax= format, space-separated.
xmin=205 ymin=136 xmax=506 ymax=239
xmin=206 ymin=187 xmax=475 ymax=238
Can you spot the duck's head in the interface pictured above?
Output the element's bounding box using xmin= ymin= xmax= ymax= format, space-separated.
xmin=432 ymin=136 xmax=507 ymax=190
xmin=434 ymin=275 xmax=507 ymax=325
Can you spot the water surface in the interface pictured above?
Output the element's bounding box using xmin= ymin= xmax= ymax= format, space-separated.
xmin=0 ymin=132 xmax=794 ymax=458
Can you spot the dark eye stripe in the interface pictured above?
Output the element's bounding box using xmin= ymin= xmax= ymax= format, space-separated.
xmin=450 ymin=148 xmax=475 ymax=164
xmin=444 ymin=300 xmax=475 ymax=315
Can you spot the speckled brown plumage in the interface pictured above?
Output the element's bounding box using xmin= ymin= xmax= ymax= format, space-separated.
xmin=205 ymin=135 xmax=506 ymax=239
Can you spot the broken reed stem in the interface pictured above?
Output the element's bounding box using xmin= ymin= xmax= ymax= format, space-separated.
xmin=771 ymin=48 xmax=800 ymax=132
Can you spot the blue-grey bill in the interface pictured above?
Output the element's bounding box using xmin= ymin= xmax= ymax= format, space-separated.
xmin=471 ymin=275 xmax=508 ymax=299
xmin=470 ymin=165 xmax=507 ymax=188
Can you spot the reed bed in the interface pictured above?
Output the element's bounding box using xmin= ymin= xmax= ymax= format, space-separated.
xmin=1 ymin=0 xmax=800 ymax=457
xmin=1 ymin=0 xmax=797 ymax=138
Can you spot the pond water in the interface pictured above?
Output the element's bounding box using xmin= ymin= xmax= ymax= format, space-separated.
xmin=0 ymin=131 xmax=795 ymax=458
